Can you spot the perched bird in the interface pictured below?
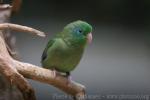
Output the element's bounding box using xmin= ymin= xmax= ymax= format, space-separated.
xmin=41 ymin=20 xmax=92 ymax=78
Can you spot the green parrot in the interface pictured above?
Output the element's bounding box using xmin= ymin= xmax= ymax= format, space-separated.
xmin=41 ymin=20 xmax=92 ymax=78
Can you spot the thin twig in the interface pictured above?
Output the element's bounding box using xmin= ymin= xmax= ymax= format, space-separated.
xmin=0 ymin=23 xmax=46 ymax=37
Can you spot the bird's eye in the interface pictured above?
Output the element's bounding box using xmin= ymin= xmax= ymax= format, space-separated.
xmin=75 ymin=28 xmax=83 ymax=35
xmin=78 ymin=29 xmax=82 ymax=33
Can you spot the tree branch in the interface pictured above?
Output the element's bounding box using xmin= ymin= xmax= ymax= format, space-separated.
xmin=0 ymin=23 xmax=86 ymax=100
xmin=0 ymin=23 xmax=46 ymax=37
xmin=14 ymin=60 xmax=85 ymax=98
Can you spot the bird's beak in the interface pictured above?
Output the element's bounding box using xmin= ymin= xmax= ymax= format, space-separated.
xmin=87 ymin=32 xmax=92 ymax=44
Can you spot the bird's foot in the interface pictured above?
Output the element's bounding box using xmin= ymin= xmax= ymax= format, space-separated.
xmin=59 ymin=72 xmax=72 ymax=85
xmin=51 ymin=69 xmax=56 ymax=78
xmin=68 ymin=75 xmax=72 ymax=83
xmin=66 ymin=72 xmax=72 ymax=85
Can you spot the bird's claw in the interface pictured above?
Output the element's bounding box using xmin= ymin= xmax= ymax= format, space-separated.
xmin=51 ymin=70 xmax=56 ymax=78
xmin=66 ymin=76 xmax=72 ymax=85
xmin=68 ymin=76 xmax=72 ymax=82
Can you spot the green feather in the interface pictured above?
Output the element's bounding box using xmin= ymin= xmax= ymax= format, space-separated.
xmin=41 ymin=20 xmax=92 ymax=73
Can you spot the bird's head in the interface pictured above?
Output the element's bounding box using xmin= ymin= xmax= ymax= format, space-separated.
xmin=61 ymin=20 xmax=93 ymax=46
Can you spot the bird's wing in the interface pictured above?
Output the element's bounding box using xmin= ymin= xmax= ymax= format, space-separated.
xmin=41 ymin=39 xmax=55 ymax=61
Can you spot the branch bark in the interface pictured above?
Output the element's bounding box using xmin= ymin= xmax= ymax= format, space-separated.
xmin=0 ymin=55 xmax=36 ymax=100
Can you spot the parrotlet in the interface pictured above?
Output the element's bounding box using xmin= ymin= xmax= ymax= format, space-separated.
xmin=41 ymin=20 xmax=92 ymax=78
